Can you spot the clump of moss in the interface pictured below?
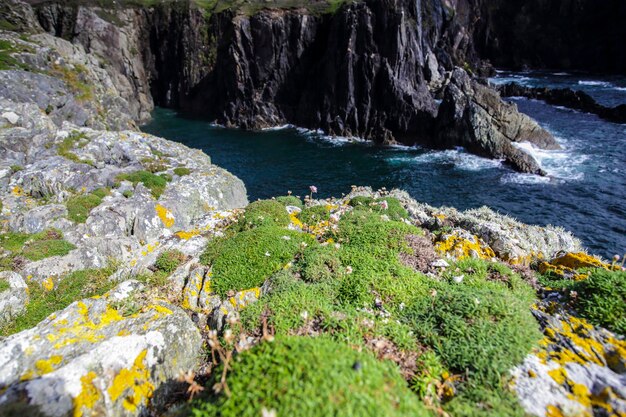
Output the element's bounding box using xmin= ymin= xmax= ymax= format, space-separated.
xmin=200 ymin=226 xmax=314 ymax=297
xmin=140 ymin=157 xmax=168 ymax=173
xmin=116 ymin=170 xmax=169 ymax=199
xmin=173 ymin=167 xmax=191 ymax=177
xmin=404 ymin=283 xmax=540 ymax=387
xmin=154 ymin=249 xmax=187 ymax=274
xmin=189 ymin=336 xmax=431 ymax=417
xmin=0 ymin=277 xmax=9 ymax=293
xmin=297 ymin=244 xmax=343 ymax=283
xmin=275 ymin=195 xmax=303 ymax=208
xmin=0 ymin=229 xmax=75 ymax=267
xmin=0 ymin=266 xmax=117 ymax=336
xmin=235 ymin=200 xmax=290 ymax=230
xmin=298 ymin=205 xmax=330 ymax=225
xmin=57 ymin=131 xmax=95 ymax=166
xmin=571 ymin=268 xmax=626 ymax=334
xmin=66 ymin=188 xmax=110 ymax=223
xmin=348 ymin=196 xmax=408 ymax=221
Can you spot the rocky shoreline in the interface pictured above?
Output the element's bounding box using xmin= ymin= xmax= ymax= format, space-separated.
xmin=0 ymin=1 xmax=625 ymax=416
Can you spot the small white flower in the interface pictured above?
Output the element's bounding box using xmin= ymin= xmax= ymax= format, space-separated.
xmin=399 ymin=302 xmax=405 ymax=311
xmin=453 ymin=275 xmax=464 ymax=283
xmin=330 ymin=213 xmax=340 ymax=223
xmin=334 ymin=243 xmax=341 ymax=249
xmin=265 ymin=251 xmax=271 ymax=257
xmin=281 ymin=235 xmax=291 ymax=240
xmin=381 ymin=214 xmax=390 ymax=222
xmin=300 ymin=242 xmax=308 ymax=248
xmin=262 ymin=408 xmax=277 ymax=417
xmin=300 ymin=310 xmax=309 ymax=321
xmin=474 ymin=298 xmax=481 ymax=305
xmin=346 ymin=266 xmax=353 ymax=274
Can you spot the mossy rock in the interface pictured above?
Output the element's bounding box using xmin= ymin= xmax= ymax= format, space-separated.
xmin=275 ymin=195 xmax=303 ymax=208
xmin=0 ymin=229 xmax=75 ymax=265
xmin=298 ymin=205 xmax=331 ymax=225
xmin=348 ymin=197 xmax=408 ymax=221
xmin=116 ymin=170 xmax=169 ymax=199
xmin=236 ymin=200 xmax=291 ymax=230
xmin=572 ymin=268 xmax=626 ymax=334
xmin=66 ymin=193 xmax=103 ymax=223
xmin=404 ymin=283 xmax=541 ymax=387
xmin=189 ymin=336 xmax=432 ymax=417
xmin=200 ymin=226 xmax=314 ymax=297
xmin=297 ymin=244 xmax=343 ymax=283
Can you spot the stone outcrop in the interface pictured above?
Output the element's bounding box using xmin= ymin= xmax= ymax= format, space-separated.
xmin=498 ymin=82 xmax=626 ymax=124
xmin=436 ymin=69 xmax=560 ymax=174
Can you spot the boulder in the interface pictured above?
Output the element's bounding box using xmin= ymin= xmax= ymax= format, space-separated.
xmin=0 ymin=280 xmax=202 ymax=417
xmin=436 ymin=68 xmax=560 ymax=174
xmin=0 ymin=271 xmax=29 ymax=326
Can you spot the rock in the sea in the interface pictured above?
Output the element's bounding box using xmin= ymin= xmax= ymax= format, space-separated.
xmin=0 ymin=280 xmax=202 ymax=417
xmin=436 ymin=68 xmax=560 ymax=174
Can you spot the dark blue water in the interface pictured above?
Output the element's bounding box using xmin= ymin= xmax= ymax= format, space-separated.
xmin=142 ymin=73 xmax=626 ymax=259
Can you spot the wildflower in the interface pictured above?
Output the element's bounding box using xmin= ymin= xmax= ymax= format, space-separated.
xmin=453 ymin=275 xmax=464 ymax=283
xmin=262 ymin=408 xmax=277 ymax=417
xmin=614 ymin=254 xmax=621 ymax=262
xmin=265 ymin=251 xmax=271 ymax=257
xmin=346 ymin=266 xmax=353 ymax=274
xmin=300 ymin=242 xmax=308 ymax=248
xmin=430 ymin=289 xmax=437 ymax=297
xmin=569 ymin=290 xmax=578 ymax=299
xmin=330 ymin=213 xmax=340 ymax=223
xmin=300 ymin=310 xmax=309 ymax=321
xmin=399 ymin=302 xmax=405 ymax=311
xmin=474 ymin=298 xmax=481 ymax=305
xmin=287 ymin=190 xmax=292 ymax=195
xmin=281 ymin=235 xmax=291 ymax=240
xmin=380 ymin=200 xmax=389 ymax=210
xmin=334 ymin=243 xmax=341 ymax=249
xmin=380 ymin=214 xmax=390 ymax=222
xmin=224 ymin=329 xmax=235 ymax=344
xmin=309 ymin=185 xmax=318 ymax=194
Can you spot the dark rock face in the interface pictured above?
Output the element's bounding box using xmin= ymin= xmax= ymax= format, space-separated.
xmin=473 ymin=0 xmax=626 ymax=74
xmin=22 ymin=0 xmax=565 ymax=174
xmin=436 ymin=69 xmax=559 ymax=175
xmin=498 ymin=83 xmax=626 ymax=124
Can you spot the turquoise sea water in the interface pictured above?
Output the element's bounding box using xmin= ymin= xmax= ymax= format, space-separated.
xmin=142 ymin=72 xmax=626 ymax=259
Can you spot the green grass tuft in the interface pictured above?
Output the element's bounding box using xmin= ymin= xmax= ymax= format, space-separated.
xmin=200 ymin=226 xmax=313 ymax=297
xmin=234 ymin=199 xmax=291 ymax=231
xmin=572 ymin=268 xmax=626 ymax=334
xmin=0 ymin=229 xmax=75 ymax=268
xmin=275 ymin=195 xmax=303 ymax=208
xmin=298 ymin=204 xmax=330 ymax=225
xmin=66 ymin=193 xmax=103 ymax=223
xmin=189 ymin=335 xmax=431 ymax=417
xmin=116 ymin=170 xmax=170 ymax=199
xmin=154 ymin=249 xmax=186 ymax=274
xmin=57 ymin=131 xmax=95 ymax=166
xmin=173 ymin=167 xmax=191 ymax=176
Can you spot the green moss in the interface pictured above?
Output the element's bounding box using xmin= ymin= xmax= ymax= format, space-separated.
xmin=0 ymin=229 xmax=75 ymax=267
xmin=348 ymin=197 xmax=408 ymax=221
xmin=0 ymin=278 xmax=9 ymax=293
xmin=116 ymin=170 xmax=169 ymax=199
xmin=122 ymin=190 xmax=133 ymax=198
xmin=10 ymin=165 xmax=22 ymax=173
xmin=297 ymin=244 xmax=343 ymax=283
xmin=189 ymin=336 xmax=431 ymax=417
xmin=298 ymin=205 xmax=330 ymax=225
xmin=235 ymin=199 xmax=290 ymax=231
xmin=0 ymin=39 xmax=32 ymax=71
xmin=404 ymin=283 xmax=540 ymax=387
xmin=154 ymin=249 xmax=186 ymax=274
xmin=275 ymin=195 xmax=303 ymax=208
xmin=572 ymin=268 xmax=626 ymax=334
xmin=443 ymin=382 xmax=527 ymax=417
xmin=173 ymin=167 xmax=191 ymax=176
xmin=348 ymin=195 xmax=374 ymax=208
xmin=0 ymin=266 xmax=117 ymax=336
xmin=57 ymin=131 xmax=95 ymax=166
xmin=200 ymin=226 xmax=313 ymax=297
xmin=66 ymin=193 xmax=103 ymax=223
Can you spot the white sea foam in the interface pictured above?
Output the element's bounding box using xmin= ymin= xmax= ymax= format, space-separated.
xmin=390 ymin=148 xmax=503 ymax=171
xmin=261 ymin=124 xmax=294 ymax=131
xmin=509 ymin=141 xmax=587 ymax=182
xmin=578 ymin=80 xmax=612 ymax=87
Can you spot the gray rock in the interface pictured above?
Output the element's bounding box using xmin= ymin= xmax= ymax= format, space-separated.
xmin=0 ymin=271 xmax=29 ymax=326
xmin=9 ymin=204 xmax=68 ymax=234
xmin=0 ymin=280 xmax=202 ymax=417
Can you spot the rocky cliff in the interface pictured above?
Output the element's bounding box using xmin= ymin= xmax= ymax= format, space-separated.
xmin=7 ymin=0 xmax=563 ymax=174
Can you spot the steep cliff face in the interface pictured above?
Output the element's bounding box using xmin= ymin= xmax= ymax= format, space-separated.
xmin=22 ymin=0 xmax=559 ymax=173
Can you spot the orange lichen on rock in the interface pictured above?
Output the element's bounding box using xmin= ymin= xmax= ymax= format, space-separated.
xmin=539 ymin=252 xmax=616 ymax=280
xmin=435 ymin=234 xmax=495 ymax=260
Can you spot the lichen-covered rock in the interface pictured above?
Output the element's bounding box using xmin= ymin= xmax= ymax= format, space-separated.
xmin=0 ymin=271 xmax=29 ymax=326
xmin=0 ymin=280 xmax=202 ymax=417
xmin=512 ymin=309 xmax=626 ymax=417
xmin=9 ymin=204 xmax=68 ymax=234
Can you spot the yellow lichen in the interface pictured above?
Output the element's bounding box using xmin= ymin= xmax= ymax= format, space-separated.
xmin=155 ymin=204 xmax=175 ymax=228
xmin=11 ymin=186 xmax=25 ymax=197
xmin=228 ymin=287 xmax=261 ymax=309
xmin=175 ymin=230 xmax=200 ymax=240
xmin=539 ymin=252 xmax=616 ymax=280
xmin=289 ymin=212 xmax=303 ymax=229
xmin=107 ymin=350 xmax=154 ymax=412
xmin=73 ymin=371 xmax=100 ymax=417
xmin=435 ymin=234 xmax=495 ymax=260
xmin=34 ymin=355 xmax=63 ymax=375
xmin=42 ymin=277 xmax=55 ymax=292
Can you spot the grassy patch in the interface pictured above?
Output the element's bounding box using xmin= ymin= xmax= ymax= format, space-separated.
xmin=234 ymin=199 xmax=290 ymax=231
xmin=200 ymin=226 xmax=314 ymax=297
xmin=189 ymin=336 xmax=430 ymax=417
xmin=572 ymin=268 xmax=626 ymax=334
xmin=348 ymin=196 xmax=408 ymax=221
xmin=116 ymin=170 xmax=170 ymax=199
xmin=275 ymin=195 xmax=303 ymax=208
xmin=297 ymin=243 xmax=343 ymax=283
xmin=154 ymin=249 xmax=186 ymax=274
xmin=0 ymin=229 xmax=75 ymax=268
xmin=0 ymin=266 xmax=117 ymax=336
xmin=49 ymin=63 xmax=93 ymax=101
xmin=173 ymin=167 xmax=191 ymax=176
xmin=0 ymin=39 xmax=32 ymax=71
xmin=57 ymin=131 xmax=95 ymax=166
xmin=298 ymin=204 xmax=330 ymax=225
xmin=66 ymin=188 xmax=110 ymax=223
xmin=0 ymin=278 xmax=9 ymax=293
